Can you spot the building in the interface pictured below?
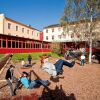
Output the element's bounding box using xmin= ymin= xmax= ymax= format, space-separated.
xmin=43 ymin=24 xmax=80 ymax=42
xmin=43 ymin=19 xmax=100 ymax=52
xmin=0 ymin=14 xmax=50 ymax=54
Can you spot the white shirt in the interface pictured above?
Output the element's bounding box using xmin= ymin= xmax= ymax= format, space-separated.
xmin=42 ymin=61 xmax=57 ymax=77
xmin=43 ymin=58 xmax=49 ymax=63
xmin=21 ymin=60 xmax=25 ymax=66
xmin=81 ymin=55 xmax=85 ymax=60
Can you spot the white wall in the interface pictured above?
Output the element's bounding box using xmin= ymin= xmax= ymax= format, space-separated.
xmin=43 ymin=26 xmax=76 ymax=42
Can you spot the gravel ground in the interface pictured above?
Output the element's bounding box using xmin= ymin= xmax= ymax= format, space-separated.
xmin=0 ymin=58 xmax=100 ymax=100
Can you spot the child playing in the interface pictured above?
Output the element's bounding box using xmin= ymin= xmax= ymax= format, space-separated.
xmin=81 ymin=54 xmax=85 ymax=66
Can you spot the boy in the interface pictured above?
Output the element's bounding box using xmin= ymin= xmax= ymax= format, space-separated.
xmin=81 ymin=54 xmax=85 ymax=66
xmin=5 ymin=65 xmax=18 ymax=96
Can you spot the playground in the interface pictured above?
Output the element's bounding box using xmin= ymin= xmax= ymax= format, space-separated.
xmin=0 ymin=54 xmax=100 ymax=100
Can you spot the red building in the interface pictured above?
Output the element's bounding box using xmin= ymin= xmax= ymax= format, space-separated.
xmin=0 ymin=14 xmax=51 ymax=54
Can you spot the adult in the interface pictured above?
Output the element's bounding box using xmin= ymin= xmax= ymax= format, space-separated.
xmin=5 ymin=65 xmax=18 ymax=96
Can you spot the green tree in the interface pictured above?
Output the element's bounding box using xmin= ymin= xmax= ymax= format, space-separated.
xmin=60 ymin=0 xmax=100 ymax=64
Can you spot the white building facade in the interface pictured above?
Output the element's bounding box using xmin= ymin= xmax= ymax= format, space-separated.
xmin=43 ymin=24 xmax=80 ymax=42
xmin=43 ymin=20 xmax=100 ymax=46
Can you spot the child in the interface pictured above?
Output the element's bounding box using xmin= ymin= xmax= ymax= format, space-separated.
xmin=28 ymin=55 xmax=32 ymax=65
xmin=14 ymin=71 xmax=49 ymax=95
xmin=41 ymin=55 xmax=75 ymax=77
xmin=21 ymin=59 xmax=31 ymax=68
xmin=5 ymin=65 xmax=18 ymax=96
xmin=21 ymin=58 xmax=25 ymax=66
xmin=81 ymin=54 xmax=85 ymax=66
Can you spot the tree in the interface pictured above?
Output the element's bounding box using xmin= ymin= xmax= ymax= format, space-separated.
xmin=60 ymin=0 xmax=100 ymax=64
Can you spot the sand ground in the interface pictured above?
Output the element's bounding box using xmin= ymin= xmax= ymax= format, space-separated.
xmin=0 ymin=58 xmax=100 ymax=100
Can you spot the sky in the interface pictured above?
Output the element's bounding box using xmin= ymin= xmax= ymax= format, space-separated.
xmin=0 ymin=0 xmax=65 ymax=31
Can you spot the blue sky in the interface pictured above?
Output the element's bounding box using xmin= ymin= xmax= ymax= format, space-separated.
xmin=0 ymin=0 xmax=65 ymax=30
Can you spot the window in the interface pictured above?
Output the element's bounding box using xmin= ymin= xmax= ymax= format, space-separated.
xmin=23 ymin=42 xmax=25 ymax=48
xmin=22 ymin=28 xmax=24 ymax=33
xmin=16 ymin=42 xmax=18 ymax=48
xmin=26 ymin=43 xmax=29 ymax=48
xmin=8 ymin=41 xmax=11 ymax=48
xmin=16 ymin=35 xmax=18 ymax=37
xmin=58 ymin=35 xmax=61 ymax=39
xmin=27 ymin=30 xmax=29 ymax=34
xmin=8 ymin=33 xmax=11 ymax=35
xmin=58 ymin=27 xmax=61 ymax=31
xmin=71 ymin=34 xmax=74 ymax=38
xmin=2 ymin=40 xmax=6 ymax=48
xmin=32 ymin=31 xmax=33 ymax=35
xmin=77 ymin=34 xmax=80 ymax=38
xmin=19 ymin=42 xmax=21 ymax=48
xmin=33 ymin=44 xmax=35 ymax=48
xmin=12 ymin=41 xmax=15 ymax=48
xmin=37 ymin=33 xmax=38 ymax=36
xmin=52 ymin=35 xmax=54 ymax=40
xmin=52 ymin=28 xmax=54 ymax=32
xmin=8 ymin=23 xmax=11 ymax=29
xmin=31 ymin=43 xmax=32 ymax=48
xmin=46 ymin=36 xmax=48 ymax=40
xmin=16 ymin=26 xmax=18 ymax=31
xmin=0 ymin=40 xmax=1 ymax=47
xmin=46 ymin=29 xmax=48 ymax=33
xmin=36 ymin=44 xmax=38 ymax=48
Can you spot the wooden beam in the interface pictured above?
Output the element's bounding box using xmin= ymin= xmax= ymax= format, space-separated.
xmin=0 ymin=54 xmax=12 ymax=75
xmin=0 ymin=79 xmax=6 ymax=82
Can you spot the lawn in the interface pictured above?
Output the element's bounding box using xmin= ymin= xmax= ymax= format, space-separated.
xmin=0 ymin=54 xmax=4 ymax=59
xmin=12 ymin=52 xmax=60 ymax=63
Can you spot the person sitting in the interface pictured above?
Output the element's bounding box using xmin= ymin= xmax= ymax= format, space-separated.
xmin=14 ymin=71 xmax=49 ymax=94
xmin=21 ymin=58 xmax=32 ymax=68
xmin=41 ymin=55 xmax=75 ymax=78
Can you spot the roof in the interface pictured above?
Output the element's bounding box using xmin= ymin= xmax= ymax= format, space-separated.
xmin=0 ymin=34 xmax=50 ymax=43
xmin=43 ymin=24 xmax=60 ymax=29
xmin=43 ymin=18 xmax=100 ymax=29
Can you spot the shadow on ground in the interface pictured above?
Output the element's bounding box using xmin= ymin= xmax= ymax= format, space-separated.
xmin=39 ymin=85 xmax=76 ymax=100
xmin=50 ymin=76 xmax=64 ymax=82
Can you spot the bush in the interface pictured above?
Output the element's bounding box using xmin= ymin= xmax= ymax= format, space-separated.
xmin=52 ymin=48 xmax=61 ymax=54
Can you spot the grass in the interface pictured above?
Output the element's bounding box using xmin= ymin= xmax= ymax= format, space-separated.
xmin=12 ymin=52 xmax=60 ymax=63
xmin=0 ymin=54 xmax=4 ymax=59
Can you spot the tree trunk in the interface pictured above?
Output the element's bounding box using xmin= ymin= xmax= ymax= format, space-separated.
xmin=89 ymin=37 xmax=92 ymax=64
xmin=89 ymin=13 xmax=93 ymax=64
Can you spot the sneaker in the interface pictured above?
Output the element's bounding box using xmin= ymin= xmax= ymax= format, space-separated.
xmin=13 ymin=89 xmax=17 ymax=96
xmin=12 ymin=93 xmax=16 ymax=96
xmin=57 ymin=69 xmax=63 ymax=75
xmin=71 ymin=61 xmax=75 ymax=67
xmin=50 ymin=76 xmax=59 ymax=82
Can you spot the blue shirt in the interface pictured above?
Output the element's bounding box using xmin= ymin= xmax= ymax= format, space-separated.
xmin=20 ymin=77 xmax=30 ymax=88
